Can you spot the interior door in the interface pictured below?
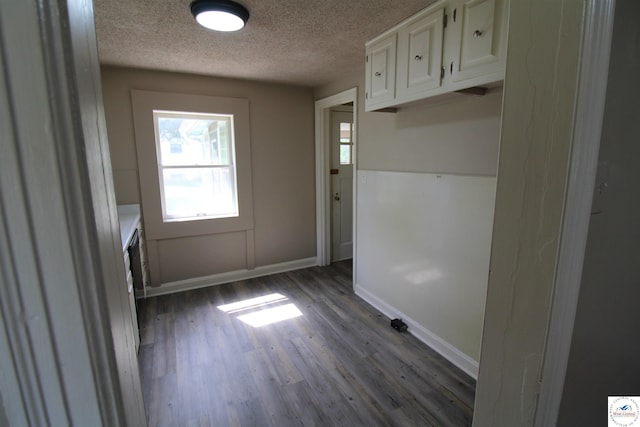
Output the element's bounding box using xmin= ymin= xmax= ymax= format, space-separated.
xmin=330 ymin=110 xmax=354 ymax=261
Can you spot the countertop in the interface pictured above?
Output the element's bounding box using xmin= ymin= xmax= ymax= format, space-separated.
xmin=117 ymin=204 xmax=141 ymax=252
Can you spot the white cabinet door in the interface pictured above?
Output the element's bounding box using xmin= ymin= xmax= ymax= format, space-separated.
xmin=450 ymin=0 xmax=507 ymax=84
xmin=364 ymin=0 xmax=507 ymax=110
xmin=365 ymin=33 xmax=397 ymax=110
xmin=396 ymin=6 xmax=445 ymax=101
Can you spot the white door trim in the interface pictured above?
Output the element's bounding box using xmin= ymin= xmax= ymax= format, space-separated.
xmin=534 ymin=0 xmax=616 ymax=425
xmin=0 ymin=0 xmax=144 ymax=425
xmin=315 ymin=88 xmax=358 ymax=267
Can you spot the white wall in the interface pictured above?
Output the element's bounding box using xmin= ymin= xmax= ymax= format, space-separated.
xmin=557 ymin=0 xmax=640 ymax=424
xmin=356 ymin=88 xmax=501 ymax=377
xmin=356 ymin=171 xmax=496 ymax=375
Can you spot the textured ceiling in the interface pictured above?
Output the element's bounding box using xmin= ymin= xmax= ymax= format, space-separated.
xmin=93 ymin=0 xmax=436 ymax=87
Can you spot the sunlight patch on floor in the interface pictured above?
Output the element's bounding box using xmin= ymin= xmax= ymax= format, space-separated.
xmin=237 ymin=303 xmax=303 ymax=327
xmin=217 ymin=293 xmax=303 ymax=327
xmin=217 ymin=293 xmax=288 ymax=314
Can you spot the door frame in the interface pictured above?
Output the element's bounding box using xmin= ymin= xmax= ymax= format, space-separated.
xmin=329 ymin=107 xmax=355 ymax=262
xmin=315 ymin=88 xmax=358 ymax=267
xmin=534 ymin=0 xmax=615 ymax=424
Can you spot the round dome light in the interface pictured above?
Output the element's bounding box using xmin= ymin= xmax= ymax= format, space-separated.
xmin=190 ymin=0 xmax=249 ymax=32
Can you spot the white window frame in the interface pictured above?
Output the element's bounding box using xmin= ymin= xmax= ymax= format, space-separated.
xmin=152 ymin=110 xmax=239 ymax=222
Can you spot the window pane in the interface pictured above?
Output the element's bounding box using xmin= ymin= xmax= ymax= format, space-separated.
xmin=153 ymin=110 xmax=239 ymax=222
xmin=340 ymin=144 xmax=351 ymax=165
xmin=154 ymin=112 xmax=233 ymax=167
xmin=161 ymin=167 xmax=238 ymax=221
xmin=339 ymin=122 xmax=352 ymax=143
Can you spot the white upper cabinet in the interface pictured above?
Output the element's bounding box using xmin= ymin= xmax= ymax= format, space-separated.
xmin=449 ymin=0 xmax=508 ymax=84
xmin=396 ymin=5 xmax=445 ymax=101
xmin=365 ymin=0 xmax=508 ymax=111
xmin=365 ymin=33 xmax=397 ymax=110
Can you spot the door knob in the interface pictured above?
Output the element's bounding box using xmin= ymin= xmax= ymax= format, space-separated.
xmin=334 ymin=193 xmax=341 ymax=201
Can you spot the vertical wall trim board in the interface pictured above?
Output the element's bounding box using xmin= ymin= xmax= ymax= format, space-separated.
xmin=246 ymin=229 xmax=256 ymax=270
xmin=146 ymin=239 xmax=161 ymax=286
xmin=472 ymin=0 xmax=589 ymax=424
xmin=535 ymin=1 xmax=615 ymax=425
xmin=0 ymin=0 xmax=142 ymax=425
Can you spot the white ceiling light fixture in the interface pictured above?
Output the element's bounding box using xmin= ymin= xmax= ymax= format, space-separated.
xmin=190 ymin=0 xmax=250 ymax=32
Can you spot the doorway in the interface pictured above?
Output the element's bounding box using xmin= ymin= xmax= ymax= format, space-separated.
xmin=314 ymin=88 xmax=357 ymax=269
xmin=330 ymin=107 xmax=354 ymax=262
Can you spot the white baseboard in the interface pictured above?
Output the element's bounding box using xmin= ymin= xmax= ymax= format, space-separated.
xmin=354 ymin=283 xmax=479 ymax=380
xmin=141 ymin=257 xmax=317 ymax=298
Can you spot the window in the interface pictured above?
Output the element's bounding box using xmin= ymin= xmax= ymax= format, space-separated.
xmin=339 ymin=121 xmax=353 ymax=165
xmin=131 ymin=90 xmax=253 ymax=241
xmin=153 ymin=110 xmax=238 ymax=222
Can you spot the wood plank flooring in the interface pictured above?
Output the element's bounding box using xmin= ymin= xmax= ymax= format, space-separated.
xmin=137 ymin=261 xmax=475 ymax=426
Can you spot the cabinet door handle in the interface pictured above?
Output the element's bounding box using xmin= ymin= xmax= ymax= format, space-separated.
xmin=414 ymin=55 xmax=423 ymax=61
xmin=473 ymin=30 xmax=483 ymax=38
xmin=375 ymin=71 xmax=382 ymax=77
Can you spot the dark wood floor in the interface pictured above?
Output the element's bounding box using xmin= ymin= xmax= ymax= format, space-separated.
xmin=137 ymin=261 xmax=475 ymax=427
